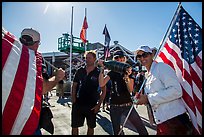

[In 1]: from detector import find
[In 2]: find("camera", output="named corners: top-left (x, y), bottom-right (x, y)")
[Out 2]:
top-left (95, 60), bottom-right (132, 74)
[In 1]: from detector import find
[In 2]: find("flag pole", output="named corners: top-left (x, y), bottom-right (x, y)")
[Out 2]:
top-left (118, 2), bottom-right (182, 135)
top-left (104, 24), bottom-right (106, 61)
top-left (43, 57), bottom-right (58, 70)
top-left (84, 8), bottom-right (87, 52)
top-left (69, 6), bottom-right (74, 83)
top-left (154, 2), bottom-right (182, 60)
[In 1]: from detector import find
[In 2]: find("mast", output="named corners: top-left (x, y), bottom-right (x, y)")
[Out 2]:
top-left (84, 8), bottom-right (87, 52)
top-left (69, 6), bottom-right (74, 82)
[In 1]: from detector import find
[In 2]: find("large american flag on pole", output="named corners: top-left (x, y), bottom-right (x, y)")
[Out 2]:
top-left (2, 28), bottom-right (43, 135)
top-left (155, 6), bottom-right (202, 134)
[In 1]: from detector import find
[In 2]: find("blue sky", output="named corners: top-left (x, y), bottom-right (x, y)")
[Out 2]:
top-left (2, 2), bottom-right (202, 53)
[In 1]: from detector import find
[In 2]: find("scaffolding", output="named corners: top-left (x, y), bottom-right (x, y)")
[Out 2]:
top-left (58, 33), bottom-right (87, 54)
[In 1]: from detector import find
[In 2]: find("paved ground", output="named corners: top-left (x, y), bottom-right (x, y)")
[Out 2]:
top-left (41, 89), bottom-right (156, 135)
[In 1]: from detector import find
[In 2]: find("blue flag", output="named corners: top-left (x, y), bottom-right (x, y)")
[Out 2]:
top-left (103, 25), bottom-right (111, 59)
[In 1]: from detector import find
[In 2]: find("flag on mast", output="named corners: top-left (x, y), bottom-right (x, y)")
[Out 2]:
top-left (103, 24), bottom-right (111, 59)
top-left (155, 5), bottom-right (202, 135)
top-left (80, 16), bottom-right (88, 43)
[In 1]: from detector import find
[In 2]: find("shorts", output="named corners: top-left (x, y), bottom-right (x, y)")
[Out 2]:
top-left (71, 103), bottom-right (96, 128)
top-left (157, 113), bottom-right (193, 135)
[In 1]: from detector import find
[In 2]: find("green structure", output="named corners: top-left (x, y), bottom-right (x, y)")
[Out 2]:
top-left (58, 33), bottom-right (87, 53)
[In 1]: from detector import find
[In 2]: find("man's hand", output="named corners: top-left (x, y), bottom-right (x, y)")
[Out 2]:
top-left (55, 68), bottom-right (65, 81)
top-left (125, 67), bottom-right (132, 76)
top-left (91, 104), bottom-right (101, 113)
top-left (123, 67), bottom-right (132, 82)
top-left (136, 94), bottom-right (148, 105)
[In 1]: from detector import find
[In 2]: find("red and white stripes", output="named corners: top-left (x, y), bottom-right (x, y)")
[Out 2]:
top-left (156, 38), bottom-right (202, 134)
top-left (2, 29), bottom-right (43, 135)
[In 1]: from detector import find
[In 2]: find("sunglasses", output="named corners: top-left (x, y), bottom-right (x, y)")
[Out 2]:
top-left (114, 55), bottom-right (124, 59)
top-left (136, 52), bottom-right (150, 59)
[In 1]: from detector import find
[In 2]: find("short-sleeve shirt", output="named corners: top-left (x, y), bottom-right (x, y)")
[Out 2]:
top-left (108, 71), bottom-right (132, 105)
top-left (73, 66), bottom-right (100, 107)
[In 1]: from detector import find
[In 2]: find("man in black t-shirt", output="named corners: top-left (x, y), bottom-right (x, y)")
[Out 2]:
top-left (98, 50), bottom-right (148, 135)
top-left (71, 50), bottom-right (106, 135)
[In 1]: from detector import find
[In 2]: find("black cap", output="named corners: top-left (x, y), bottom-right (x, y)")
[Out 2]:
top-left (113, 50), bottom-right (125, 57)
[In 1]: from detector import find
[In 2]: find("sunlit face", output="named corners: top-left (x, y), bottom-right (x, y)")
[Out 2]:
top-left (85, 53), bottom-right (96, 66)
top-left (136, 51), bottom-right (153, 69)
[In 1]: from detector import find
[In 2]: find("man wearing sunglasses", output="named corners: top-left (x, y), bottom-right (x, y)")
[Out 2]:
top-left (134, 45), bottom-right (192, 135)
top-left (98, 50), bottom-right (148, 135)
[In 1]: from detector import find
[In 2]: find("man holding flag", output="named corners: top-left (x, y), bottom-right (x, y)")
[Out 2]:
top-left (2, 27), bottom-right (65, 135)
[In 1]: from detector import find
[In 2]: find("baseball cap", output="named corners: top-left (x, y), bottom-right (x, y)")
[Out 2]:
top-left (113, 50), bottom-right (125, 58)
top-left (21, 28), bottom-right (40, 42)
top-left (135, 45), bottom-right (152, 55)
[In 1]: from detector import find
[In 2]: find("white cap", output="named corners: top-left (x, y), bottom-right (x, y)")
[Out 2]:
top-left (21, 28), bottom-right (40, 42)
top-left (135, 45), bottom-right (152, 55)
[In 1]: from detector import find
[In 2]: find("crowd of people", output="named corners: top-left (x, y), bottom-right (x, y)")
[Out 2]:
top-left (2, 27), bottom-right (194, 135)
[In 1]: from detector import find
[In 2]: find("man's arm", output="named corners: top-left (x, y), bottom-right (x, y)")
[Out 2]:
top-left (123, 67), bottom-right (134, 93)
top-left (42, 68), bottom-right (65, 94)
top-left (97, 86), bottom-right (106, 107)
top-left (97, 59), bottom-right (110, 87)
top-left (124, 77), bottom-right (134, 93)
top-left (91, 86), bottom-right (106, 113)
top-left (99, 68), bottom-right (110, 88)
top-left (71, 82), bottom-right (78, 104)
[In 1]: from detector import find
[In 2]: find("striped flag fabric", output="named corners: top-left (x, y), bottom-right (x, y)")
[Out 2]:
top-left (80, 16), bottom-right (88, 43)
top-left (155, 6), bottom-right (202, 135)
top-left (103, 24), bottom-right (111, 59)
top-left (2, 28), bottom-right (43, 135)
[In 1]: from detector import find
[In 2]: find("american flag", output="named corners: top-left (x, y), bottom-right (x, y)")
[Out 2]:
top-left (155, 6), bottom-right (202, 134)
top-left (80, 16), bottom-right (88, 43)
top-left (103, 24), bottom-right (111, 60)
top-left (2, 28), bottom-right (43, 135)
